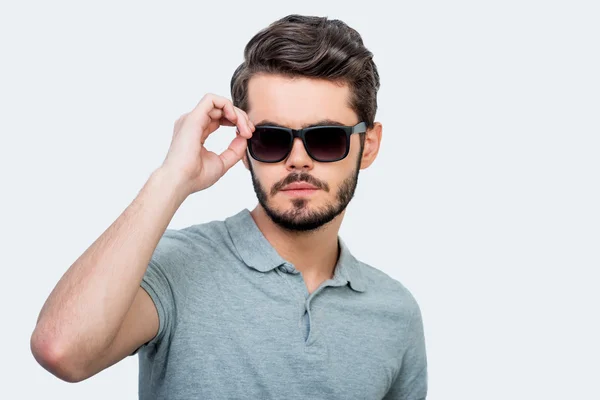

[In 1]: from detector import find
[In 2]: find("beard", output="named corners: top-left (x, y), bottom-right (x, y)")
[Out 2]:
top-left (247, 152), bottom-right (363, 233)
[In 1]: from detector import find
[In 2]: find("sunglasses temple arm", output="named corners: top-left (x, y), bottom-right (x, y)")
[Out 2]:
top-left (352, 122), bottom-right (367, 133)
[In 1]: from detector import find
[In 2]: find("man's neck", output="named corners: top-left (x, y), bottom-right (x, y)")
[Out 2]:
top-left (249, 205), bottom-right (344, 284)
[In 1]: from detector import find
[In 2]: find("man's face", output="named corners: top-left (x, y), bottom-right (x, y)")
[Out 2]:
top-left (243, 73), bottom-right (368, 232)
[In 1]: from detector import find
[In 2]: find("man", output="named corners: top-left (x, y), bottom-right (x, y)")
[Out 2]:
top-left (31, 14), bottom-right (428, 400)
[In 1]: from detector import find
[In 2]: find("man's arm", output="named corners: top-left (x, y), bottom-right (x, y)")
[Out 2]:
top-left (29, 93), bottom-right (253, 382)
top-left (384, 303), bottom-right (428, 400)
top-left (30, 167), bottom-right (188, 382)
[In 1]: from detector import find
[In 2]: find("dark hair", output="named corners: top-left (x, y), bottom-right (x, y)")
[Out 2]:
top-left (230, 14), bottom-right (380, 134)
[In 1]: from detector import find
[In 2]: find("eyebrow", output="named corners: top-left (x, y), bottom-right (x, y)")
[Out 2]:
top-left (253, 119), bottom-right (349, 129)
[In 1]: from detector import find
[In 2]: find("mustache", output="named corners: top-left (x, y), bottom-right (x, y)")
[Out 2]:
top-left (271, 172), bottom-right (330, 196)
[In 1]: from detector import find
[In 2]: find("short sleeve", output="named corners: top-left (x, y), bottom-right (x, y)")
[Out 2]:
top-left (129, 232), bottom-right (180, 356)
top-left (383, 303), bottom-right (428, 400)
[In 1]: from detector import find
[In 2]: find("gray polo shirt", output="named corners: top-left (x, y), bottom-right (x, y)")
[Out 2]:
top-left (131, 208), bottom-right (427, 399)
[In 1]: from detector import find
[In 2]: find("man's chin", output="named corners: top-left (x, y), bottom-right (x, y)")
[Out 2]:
top-left (268, 215), bottom-right (331, 232)
top-left (261, 201), bottom-right (342, 232)
top-left (266, 201), bottom-right (317, 218)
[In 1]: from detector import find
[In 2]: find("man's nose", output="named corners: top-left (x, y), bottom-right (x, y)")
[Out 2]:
top-left (284, 138), bottom-right (314, 171)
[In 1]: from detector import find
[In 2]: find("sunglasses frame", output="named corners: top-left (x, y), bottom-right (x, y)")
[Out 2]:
top-left (247, 121), bottom-right (367, 163)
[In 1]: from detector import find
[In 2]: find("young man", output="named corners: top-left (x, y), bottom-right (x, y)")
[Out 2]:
top-left (31, 14), bottom-right (428, 400)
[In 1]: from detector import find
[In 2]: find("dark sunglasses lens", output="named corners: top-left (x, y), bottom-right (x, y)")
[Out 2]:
top-left (250, 128), bottom-right (292, 162)
top-left (305, 127), bottom-right (347, 161)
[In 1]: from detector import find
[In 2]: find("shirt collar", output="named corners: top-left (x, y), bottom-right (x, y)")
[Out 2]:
top-left (224, 209), bottom-right (366, 293)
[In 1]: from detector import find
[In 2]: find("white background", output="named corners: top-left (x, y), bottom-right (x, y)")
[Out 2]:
top-left (1, 0), bottom-right (598, 399)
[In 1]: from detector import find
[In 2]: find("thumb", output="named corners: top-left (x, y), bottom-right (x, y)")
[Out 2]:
top-left (218, 135), bottom-right (248, 173)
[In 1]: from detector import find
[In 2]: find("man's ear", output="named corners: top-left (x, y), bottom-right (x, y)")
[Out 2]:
top-left (242, 150), bottom-right (250, 171)
top-left (360, 122), bottom-right (382, 170)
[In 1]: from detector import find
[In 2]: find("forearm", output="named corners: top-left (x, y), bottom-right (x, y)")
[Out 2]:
top-left (31, 167), bottom-right (188, 367)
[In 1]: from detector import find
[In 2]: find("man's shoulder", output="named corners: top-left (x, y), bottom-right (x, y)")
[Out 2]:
top-left (157, 214), bottom-right (233, 254)
top-left (356, 260), bottom-right (421, 311)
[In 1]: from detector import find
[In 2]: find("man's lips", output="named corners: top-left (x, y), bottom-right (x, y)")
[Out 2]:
top-left (281, 182), bottom-right (319, 191)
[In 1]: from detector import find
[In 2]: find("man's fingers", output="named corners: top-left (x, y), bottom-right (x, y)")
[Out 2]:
top-left (185, 94), bottom-right (237, 130)
top-left (219, 135), bottom-right (248, 172)
top-left (207, 109), bottom-right (239, 128)
top-left (219, 118), bottom-right (236, 127)
top-left (207, 108), bottom-right (223, 121)
top-left (183, 94), bottom-right (252, 145)
top-left (232, 107), bottom-right (253, 138)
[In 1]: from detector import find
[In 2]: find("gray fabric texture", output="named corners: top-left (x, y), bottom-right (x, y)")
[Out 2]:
top-left (132, 208), bottom-right (427, 400)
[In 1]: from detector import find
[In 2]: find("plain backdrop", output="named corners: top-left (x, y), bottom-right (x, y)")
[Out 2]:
top-left (1, 0), bottom-right (598, 399)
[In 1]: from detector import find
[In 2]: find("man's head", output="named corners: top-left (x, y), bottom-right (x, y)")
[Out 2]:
top-left (230, 14), bottom-right (382, 232)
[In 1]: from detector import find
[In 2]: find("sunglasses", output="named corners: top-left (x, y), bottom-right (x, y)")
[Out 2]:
top-left (246, 121), bottom-right (367, 163)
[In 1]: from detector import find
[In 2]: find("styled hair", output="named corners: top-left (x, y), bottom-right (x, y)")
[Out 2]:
top-left (230, 14), bottom-right (380, 132)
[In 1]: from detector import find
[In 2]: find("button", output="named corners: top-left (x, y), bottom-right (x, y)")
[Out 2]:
top-left (280, 262), bottom-right (300, 274)
top-left (279, 263), bottom-right (294, 273)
